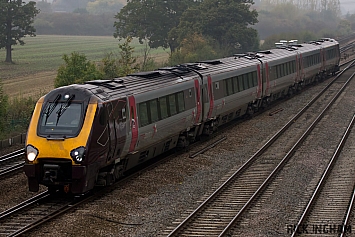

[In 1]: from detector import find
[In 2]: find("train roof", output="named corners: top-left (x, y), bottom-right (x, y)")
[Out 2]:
top-left (68, 67), bottom-right (199, 101)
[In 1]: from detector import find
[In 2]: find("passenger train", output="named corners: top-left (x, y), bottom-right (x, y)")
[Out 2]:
top-left (24, 38), bottom-right (340, 194)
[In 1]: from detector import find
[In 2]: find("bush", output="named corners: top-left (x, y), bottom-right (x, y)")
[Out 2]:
top-left (0, 88), bottom-right (39, 140)
top-left (0, 80), bottom-right (9, 135)
top-left (55, 52), bottom-right (104, 87)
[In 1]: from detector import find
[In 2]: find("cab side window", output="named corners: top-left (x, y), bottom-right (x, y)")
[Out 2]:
top-left (139, 102), bottom-right (149, 127)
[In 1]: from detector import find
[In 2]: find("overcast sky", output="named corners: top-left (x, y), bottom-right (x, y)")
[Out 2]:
top-left (340, 0), bottom-right (355, 14)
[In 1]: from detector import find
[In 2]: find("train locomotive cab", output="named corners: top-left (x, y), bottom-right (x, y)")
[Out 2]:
top-left (24, 86), bottom-right (98, 194)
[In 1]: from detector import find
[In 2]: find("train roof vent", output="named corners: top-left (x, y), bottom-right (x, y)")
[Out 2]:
top-left (234, 52), bottom-right (264, 59)
top-left (257, 50), bottom-right (272, 54)
top-left (275, 43), bottom-right (298, 51)
top-left (321, 38), bottom-right (333, 42)
top-left (280, 40), bottom-right (288, 46)
top-left (85, 79), bottom-right (125, 90)
top-left (128, 71), bottom-right (162, 79)
top-left (275, 42), bottom-right (286, 48)
top-left (196, 59), bottom-right (222, 65)
top-left (158, 66), bottom-right (192, 74)
top-left (309, 41), bottom-right (321, 45)
top-left (182, 63), bottom-right (208, 70)
top-left (289, 40), bottom-right (303, 47)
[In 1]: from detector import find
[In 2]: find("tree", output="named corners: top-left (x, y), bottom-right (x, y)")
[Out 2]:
top-left (113, 0), bottom-right (200, 53)
top-left (174, 0), bottom-right (259, 54)
top-left (54, 52), bottom-right (103, 88)
top-left (169, 33), bottom-right (218, 65)
top-left (99, 37), bottom-right (140, 78)
top-left (0, 0), bottom-right (40, 63)
top-left (117, 37), bottom-right (140, 76)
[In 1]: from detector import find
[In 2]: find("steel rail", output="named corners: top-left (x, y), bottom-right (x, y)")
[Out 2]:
top-left (340, 184), bottom-right (355, 237)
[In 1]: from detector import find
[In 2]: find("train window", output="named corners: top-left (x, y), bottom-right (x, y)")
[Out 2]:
top-left (253, 72), bottom-right (258, 86)
top-left (226, 78), bottom-right (233, 96)
top-left (247, 73), bottom-right (252, 87)
top-left (149, 99), bottom-right (159, 123)
top-left (99, 108), bottom-right (107, 126)
top-left (233, 76), bottom-right (239, 92)
top-left (280, 64), bottom-right (284, 77)
top-left (238, 76), bottom-right (244, 91)
top-left (122, 107), bottom-right (126, 120)
top-left (189, 89), bottom-right (192, 97)
top-left (159, 96), bottom-right (169, 119)
top-left (177, 92), bottom-right (185, 113)
top-left (168, 94), bottom-right (177, 116)
top-left (243, 74), bottom-right (249, 89)
top-left (138, 102), bottom-right (149, 127)
top-left (277, 65), bottom-right (281, 78)
top-left (215, 82), bottom-right (220, 90)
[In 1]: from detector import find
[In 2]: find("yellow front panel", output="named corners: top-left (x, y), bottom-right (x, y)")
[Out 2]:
top-left (26, 100), bottom-right (98, 165)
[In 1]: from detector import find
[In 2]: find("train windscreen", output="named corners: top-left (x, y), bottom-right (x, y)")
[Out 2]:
top-left (38, 102), bottom-right (84, 137)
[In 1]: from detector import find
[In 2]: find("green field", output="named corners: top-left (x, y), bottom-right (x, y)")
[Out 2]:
top-left (0, 35), bottom-right (169, 80)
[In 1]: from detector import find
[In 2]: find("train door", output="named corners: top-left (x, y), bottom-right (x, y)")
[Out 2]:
top-left (257, 61), bottom-right (272, 99)
top-left (320, 47), bottom-right (326, 71)
top-left (295, 53), bottom-right (301, 83)
top-left (112, 99), bottom-right (127, 158)
top-left (105, 102), bottom-right (116, 162)
top-left (299, 53), bottom-right (305, 80)
top-left (128, 96), bottom-right (138, 153)
top-left (194, 79), bottom-right (202, 124)
top-left (206, 75), bottom-right (214, 119)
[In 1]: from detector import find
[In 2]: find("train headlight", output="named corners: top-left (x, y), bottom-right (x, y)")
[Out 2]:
top-left (70, 146), bottom-right (85, 164)
top-left (26, 145), bottom-right (38, 162)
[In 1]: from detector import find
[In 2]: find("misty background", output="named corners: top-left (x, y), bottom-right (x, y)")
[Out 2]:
top-left (24, 0), bottom-right (355, 42)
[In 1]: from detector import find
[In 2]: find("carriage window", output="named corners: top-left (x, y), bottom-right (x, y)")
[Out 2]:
top-left (159, 96), bottom-right (168, 119)
top-left (247, 73), bottom-right (253, 87)
top-left (233, 76), bottom-right (239, 93)
top-left (121, 107), bottom-right (126, 121)
top-left (168, 94), bottom-right (177, 116)
top-left (253, 72), bottom-right (258, 86)
top-left (238, 76), bottom-right (244, 91)
top-left (139, 102), bottom-right (149, 127)
top-left (287, 62), bottom-right (291, 75)
top-left (226, 78), bottom-right (233, 96)
top-left (177, 92), bottom-right (185, 113)
top-left (149, 99), bottom-right (159, 123)
top-left (243, 74), bottom-right (249, 89)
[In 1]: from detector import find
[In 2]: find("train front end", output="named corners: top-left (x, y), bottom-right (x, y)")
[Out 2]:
top-left (24, 86), bottom-right (97, 194)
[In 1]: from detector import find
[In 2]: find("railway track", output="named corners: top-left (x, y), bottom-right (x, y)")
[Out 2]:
top-left (0, 149), bottom-right (25, 178)
top-left (164, 61), bottom-right (355, 236)
top-left (0, 191), bottom-right (76, 237)
top-left (288, 99), bottom-right (355, 236)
